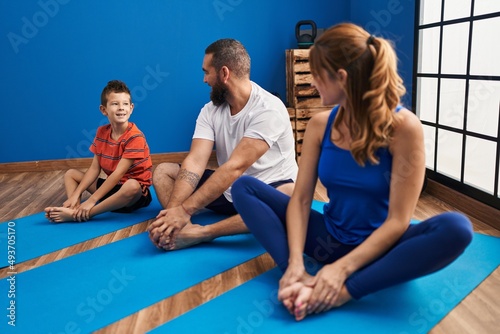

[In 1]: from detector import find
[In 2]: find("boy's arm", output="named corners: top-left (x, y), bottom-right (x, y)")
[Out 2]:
top-left (87, 157), bottom-right (135, 205)
top-left (74, 157), bottom-right (134, 221)
top-left (66, 156), bottom-right (102, 207)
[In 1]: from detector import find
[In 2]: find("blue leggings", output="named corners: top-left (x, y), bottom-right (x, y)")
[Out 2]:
top-left (231, 175), bottom-right (473, 300)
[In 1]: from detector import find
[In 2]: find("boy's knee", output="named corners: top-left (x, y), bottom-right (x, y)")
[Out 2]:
top-left (64, 168), bottom-right (81, 181)
top-left (121, 180), bottom-right (142, 197)
top-left (64, 168), bottom-right (77, 176)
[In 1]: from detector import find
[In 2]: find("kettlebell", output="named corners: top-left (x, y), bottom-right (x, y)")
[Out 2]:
top-left (295, 20), bottom-right (317, 49)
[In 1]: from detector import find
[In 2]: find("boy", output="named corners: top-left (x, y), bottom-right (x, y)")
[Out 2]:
top-left (45, 80), bottom-right (153, 222)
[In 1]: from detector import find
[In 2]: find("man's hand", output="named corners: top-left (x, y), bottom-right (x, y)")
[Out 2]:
top-left (147, 206), bottom-right (191, 249)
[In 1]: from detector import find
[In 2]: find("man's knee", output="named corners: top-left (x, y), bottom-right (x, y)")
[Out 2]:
top-left (276, 182), bottom-right (295, 196)
top-left (153, 163), bottom-right (180, 185)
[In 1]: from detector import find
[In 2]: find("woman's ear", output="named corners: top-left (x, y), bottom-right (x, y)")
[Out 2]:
top-left (337, 69), bottom-right (348, 84)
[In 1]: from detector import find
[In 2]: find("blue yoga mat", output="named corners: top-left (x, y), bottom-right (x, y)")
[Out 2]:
top-left (0, 211), bottom-right (266, 334)
top-left (151, 233), bottom-right (500, 334)
top-left (0, 188), bottom-right (162, 267)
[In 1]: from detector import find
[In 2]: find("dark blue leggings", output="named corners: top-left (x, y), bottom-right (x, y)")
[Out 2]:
top-left (231, 175), bottom-right (474, 300)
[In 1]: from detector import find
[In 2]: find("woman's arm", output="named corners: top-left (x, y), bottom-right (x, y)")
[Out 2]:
top-left (338, 108), bottom-right (425, 275)
top-left (306, 108), bottom-right (426, 310)
top-left (279, 112), bottom-right (330, 292)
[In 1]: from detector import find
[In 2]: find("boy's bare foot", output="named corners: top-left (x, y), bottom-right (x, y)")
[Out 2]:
top-left (44, 207), bottom-right (54, 221)
top-left (161, 222), bottom-right (211, 250)
top-left (45, 207), bottom-right (77, 223)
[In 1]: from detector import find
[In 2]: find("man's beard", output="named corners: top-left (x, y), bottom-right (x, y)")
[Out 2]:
top-left (210, 78), bottom-right (228, 107)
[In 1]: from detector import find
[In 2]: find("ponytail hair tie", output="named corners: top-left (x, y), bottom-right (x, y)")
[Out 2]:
top-left (367, 35), bottom-right (375, 45)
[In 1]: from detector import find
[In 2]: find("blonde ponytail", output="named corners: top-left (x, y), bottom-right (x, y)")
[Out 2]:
top-left (309, 23), bottom-right (406, 166)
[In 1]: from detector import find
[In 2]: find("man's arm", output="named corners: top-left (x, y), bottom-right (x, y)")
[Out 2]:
top-left (148, 138), bottom-right (214, 246)
top-left (182, 136), bottom-right (270, 214)
top-left (148, 136), bottom-right (270, 248)
top-left (166, 138), bottom-right (214, 209)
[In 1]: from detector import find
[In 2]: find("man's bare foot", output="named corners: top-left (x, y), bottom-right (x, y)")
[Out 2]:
top-left (45, 207), bottom-right (77, 223)
top-left (161, 222), bottom-right (211, 250)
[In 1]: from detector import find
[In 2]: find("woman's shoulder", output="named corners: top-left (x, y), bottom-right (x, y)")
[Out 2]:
top-left (303, 108), bottom-right (335, 145)
top-left (395, 107), bottom-right (422, 132)
top-left (307, 109), bottom-right (333, 132)
top-left (310, 108), bottom-right (335, 124)
top-left (391, 107), bottom-right (424, 147)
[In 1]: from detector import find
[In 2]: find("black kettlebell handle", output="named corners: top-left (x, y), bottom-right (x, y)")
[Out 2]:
top-left (295, 20), bottom-right (317, 40)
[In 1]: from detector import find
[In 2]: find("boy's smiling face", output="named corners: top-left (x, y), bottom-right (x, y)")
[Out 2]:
top-left (100, 92), bottom-right (134, 125)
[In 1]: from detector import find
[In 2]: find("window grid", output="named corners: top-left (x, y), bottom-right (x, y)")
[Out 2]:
top-left (413, 0), bottom-right (500, 209)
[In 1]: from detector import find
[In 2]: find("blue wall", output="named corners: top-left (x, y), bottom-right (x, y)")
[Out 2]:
top-left (0, 0), bottom-right (415, 164)
top-left (349, 0), bottom-right (416, 106)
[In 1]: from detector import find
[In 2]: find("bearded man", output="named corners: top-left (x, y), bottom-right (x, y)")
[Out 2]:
top-left (148, 39), bottom-right (298, 251)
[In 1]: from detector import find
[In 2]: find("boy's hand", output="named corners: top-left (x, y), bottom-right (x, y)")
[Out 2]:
top-left (63, 194), bottom-right (81, 209)
top-left (74, 199), bottom-right (97, 222)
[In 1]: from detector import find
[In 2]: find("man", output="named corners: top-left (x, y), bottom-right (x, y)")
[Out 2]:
top-left (148, 38), bottom-right (297, 250)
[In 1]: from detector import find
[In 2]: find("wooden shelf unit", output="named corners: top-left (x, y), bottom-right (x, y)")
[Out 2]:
top-left (286, 49), bottom-right (332, 158)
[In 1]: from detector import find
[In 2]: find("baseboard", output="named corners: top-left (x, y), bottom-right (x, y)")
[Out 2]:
top-left (425, 179), bottom-right (500, 231)
top-left (0, 152), bottom-right (217, 173)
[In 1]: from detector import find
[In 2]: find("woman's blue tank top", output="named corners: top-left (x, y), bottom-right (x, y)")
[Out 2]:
top-left (318, 105), bottom-right (401, 244)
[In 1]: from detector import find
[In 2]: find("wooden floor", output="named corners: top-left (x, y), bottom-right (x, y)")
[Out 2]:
top-left (0, 169), bottom-right (499, 333)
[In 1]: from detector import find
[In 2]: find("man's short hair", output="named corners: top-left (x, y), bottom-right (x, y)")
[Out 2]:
top-left (205, 39), bottom-right (251, 79)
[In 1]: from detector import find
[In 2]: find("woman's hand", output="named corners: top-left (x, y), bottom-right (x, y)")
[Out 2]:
top-left (305, 262), bottom-right (349, 314)
top-left (278, 262), bottom-right (310, 316)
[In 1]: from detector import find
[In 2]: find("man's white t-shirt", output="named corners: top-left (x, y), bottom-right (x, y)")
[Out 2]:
top-left (193, 81), bottom-right (298, 202)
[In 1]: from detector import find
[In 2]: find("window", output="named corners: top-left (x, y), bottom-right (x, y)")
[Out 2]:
top-left (413, 0), bottom-right (500, 208)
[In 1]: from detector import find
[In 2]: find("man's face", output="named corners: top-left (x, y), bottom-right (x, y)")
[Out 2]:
top-left (202, 54), bottom-right (228, 106)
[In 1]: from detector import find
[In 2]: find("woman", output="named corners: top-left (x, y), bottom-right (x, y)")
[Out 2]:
top-left (231, 23), bottom-right (473, 321)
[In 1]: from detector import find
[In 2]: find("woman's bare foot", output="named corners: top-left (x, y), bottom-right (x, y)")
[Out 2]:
top-left (280, 281), bottom-right (352, 321)
top-left (279, 282), bottom-right (313, 321)
top-left (44, 207), bottom-right (77, 223)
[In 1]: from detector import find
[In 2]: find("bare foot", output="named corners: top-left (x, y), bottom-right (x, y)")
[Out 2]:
top-left (334, 285), bottom-right (352, 308)
top-left (280, 281), bottom-right (352, 321)
top-left (162, 222), bottom-right (210, 250)
top-left (44, 207), bottom-right (55, 221)
top-left (45, 207), bottom-right (77, 223)
top-left (280, 282), bottom-right (313, 321)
